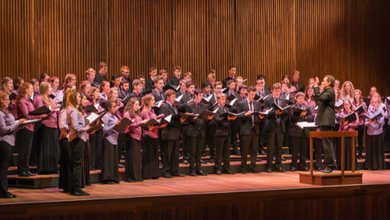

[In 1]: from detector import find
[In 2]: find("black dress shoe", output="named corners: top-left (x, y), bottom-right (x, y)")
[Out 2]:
top-left (114, 180), bottom-right (120, 184)
top-left (28, 171), bottom-right (36, 176)
top-left (61, 189), bottom-right (70, 193)
top-left (196, 170), bottom-right (208, 176)
top-left (300, 167), bottom-right (309, 171)
top-left (190, 172), bottom-right (197, 177)
top-left (6, 192), bottom-right (17, 198)
top-left (183, 160), bottom-right (189, 164)
top-left (248, 167), bottom-right (260, 173)
top-left (281, 157), bottom-right (286, 161)
top-left (216, 170), bottom-right (222, 175)
top-left (224, 169), bottom-right (235, 174)
top-left (291, 166), bottom-right (298, 172)
top-left (266, 168), bottom-right (272, 173)
top-left (201, 160), bottom-right (207, 164)
top-left (276, 166), bottom-right (285, 172)
top-left (322, 167), bottom-right (333, 173)
top-left (256, 158), bottom-right (262, 162)
top-left (209, 158), bottom-right (215, 163)
top-left (73, 190), bottom-right (90, 196)
top-left (102, 181), bottom-right (115, 184)
top-left (241, 169), bottom-right (247, 174)
top-left (173, 173), bottom-right (185, 177)
top-left (163, 174), bottom-right (173, 178)
top-left (18, 172), bottom-right (29, 177)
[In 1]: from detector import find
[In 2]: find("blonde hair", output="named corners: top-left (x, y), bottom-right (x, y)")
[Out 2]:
top-left (124, 98), bottom-right (141, 118)
top-left (341, 81), bottom-right (355, 99)
top-left (39, 82), bottom-right (55, 107)
top-left (353, 89), bottom-right (363, 105)
top-left (141, 94), bottom-right (154, 110)
top-left (0, 92), bottom-right (9, 115)
top-left (67, 90), bottom-right (83, 116)
top-left (108, 87), bottom-right (121, 106)
top-left (1, 77), bottom-right (13, 93)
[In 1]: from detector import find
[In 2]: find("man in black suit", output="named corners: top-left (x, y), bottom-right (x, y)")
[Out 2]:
top-left (213, 93), bottom-right (237, 175)
top-left (257, 74), bottom-right (271, 93)
top-left (288, 92), bottom-right (314, 171)
top-left (93, 62), bottom-right (108, 86)
top-left (150, 76), bottom-right (166, 115)
top-left (186, 89), bottom-right (214, 176)
top-left (291, 70), bottom-right (305, 93)
top-left (159, 69), bottom-right (169, 87)
top-left (264, 83), bottom-right (289, 173)
top-left (145, 67), bottom-right (157, 90)
top-left (313, 75), bottom-right (337, 173)
top-left (222, 66), bottom-right (236, 88)
top-left (168, 66), bottom-right (182, 87)
top-left (201, 81), bottom-right (213, 157)
top-left (120, 65), bottom-right (133, 93)
top-left (160, 89), bottom-right (186, 178)
top-left (206, 81), bottom-right (222, 163)
top-left (237, 86), bottom-right (263, 173)
top-left (128, 79), bottom-right (144, 103)
top-left (177, 81), bottom-right (195, 164)
top-left (256, 78), bottom-right (270, 155)
top-left (224, 80), bottom-right (240, 155)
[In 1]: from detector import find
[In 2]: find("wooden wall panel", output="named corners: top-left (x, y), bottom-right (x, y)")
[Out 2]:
top-left (0, 0), bottom-right (389, 95)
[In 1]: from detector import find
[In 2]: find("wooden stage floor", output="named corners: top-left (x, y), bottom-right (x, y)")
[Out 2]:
top-left (1, 170), bottom-right (390, 220)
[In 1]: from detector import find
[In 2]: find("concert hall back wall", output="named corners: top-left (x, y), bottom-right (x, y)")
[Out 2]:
top-left (1, 0), bottom-right (389, 95)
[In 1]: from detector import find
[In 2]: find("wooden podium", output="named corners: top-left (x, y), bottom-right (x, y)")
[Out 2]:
top-left (299, 131), bottom-right (363, 185)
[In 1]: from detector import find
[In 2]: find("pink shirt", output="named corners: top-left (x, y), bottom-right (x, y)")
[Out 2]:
top-left (123, 112), bottom-right (143, 140)
top-left (141, 109), bottom-right (159, 139)
top-left (352, 101), bottom-right (367, 126)
top-left (17, 97), bottom-right (41, 131)
top-left (339, 110), bottom-right (359, 131)
top-left (303, 99), bottom-right (316, 108)
top-left (35, 96), bottom-right (58, 128)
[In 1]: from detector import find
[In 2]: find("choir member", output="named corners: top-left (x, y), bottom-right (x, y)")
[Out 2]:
top-left (39, 73), bottom-right (50, 84)
top-left (141, 94), bottom-right (167, 179)
top-left (224, 80), bottom-right (236, 97)
top-left (289, 92), bottom-right (314, 171)
top-left (58, 89), bottom-right (70, 192)
top-left (222, 66), bottom-right (236, 88)
top-left (86, 87), bottom-right (104, 170)
top-left (49, 76), bottom-right (62, 108)
top-left (93, 62), bottom-right (108, 86)
top-left (256, 74), bottom-right (271, 94)
top-left (176, 79), bottom-right (187, 97)
top-left (123, 98), bottom-right (147, 182)
top-left (340, 81), bottom-right (355, 102)
top-left (214, 93), bottom-right (237, 175)
top-left (202, 81), bottom-right (213, 98)
top-left (160, 89), bottom-right (186, 178)
top-left (78, 93), bottom-right (91, 187)
top-left (168, 66), bottom-right (182, 87)
top-left (255, 77), bottom-right (270, 156)
top-left (365, 97), bottom-right (385, 170)
top-left (151, 76), bottom-right (166, 103)
top-left (145, 67), bottom-right (157, 90)
top-left (307, 78), bottom-right (316, 88)
top-left (224, 80), bottom-right (240, 155)
top-left (35, 82), bottom-right (59, 174)
top-left (369, 86), bottom-right (377, 99)
top-left (63, 74), bottom-right (77, 89)
top-left (352, 89), bottom-right (367, 159)
top-left (338, 99), bottom-right (359, 170)
top-left (334, 79), bottom-right (340, 90)
top-left (201, 81), bottom-right (213, 157)
top-left (111, 75), bottom-right (121, 91)
top-left (207, 81), bottom-right (222, 163)
top-left (184, 72), bottom-right (196, 88)
top-left (1, 77), bottom-right (16, 117)
top-left (79, 81), bottom-right (91, 96)
top-left (30, 79), bottom-right (40, 106)
top-left (234, 76), bottom-right (244, 94)
top-left (120, 66), bottom-right (133, 93)
top-left (119, 80), bottom-right (130, 101)
top-left (159, 69), bottom-right (168, 86)
top-left (101, 101), bottom-right (122, 184)
top-left (129, 79), bottom-right (144, 103)
top-left (86, 68), bottom-right (96, 84)
top-left (29, 79), bottom-right (41, 166)
top-left (15, 83), bottom-right (47, 176)
top-left (66, 90), bottom-right (90, 196)
top-left (291, 70), bottom-right (305, 93)
top-left (304, 85), bottom-right (316, 108)
top-left (237, 86), bottom-right (263, 173)
top-left (235, 84), bottom-right (247, 102)
top-left (186, 88), bottom-right (213, 176)
top-left (13, 77), bottom-right (24, 94)
top-left (137, 74), bottom-right (146, 86)
top-left (99, 81), bottom-right (110, 101)
top-left (0, 92), bottom-right (25, 198)
top-left (281, 75), bottom-right (297, 94)
top-left (264, 83), bottom-right (289, 173)
top-left (313, 76), bottom-right (338, 173)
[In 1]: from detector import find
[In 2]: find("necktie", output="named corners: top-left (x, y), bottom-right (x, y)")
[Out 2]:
top-left (196, 103), bottom-right (200, 108)
top-left (249, 101), bottom-right (254, 126)
top-left (173, 104), bottom-right (178, 114)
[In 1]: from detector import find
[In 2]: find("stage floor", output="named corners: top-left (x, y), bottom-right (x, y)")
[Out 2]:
top-left (1, 170), bottom-right (389, 206)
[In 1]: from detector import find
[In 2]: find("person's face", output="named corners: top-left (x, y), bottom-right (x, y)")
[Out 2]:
top-left (204, 85), bottom-right (211, 94)
top-left (214, 85), bottom-right (222, 94)
top-left (94, 89), bottom-right (100, 100)
top-left (76, 93), bottom-right (81, 105)
top-left (44, 76), bottom-right (50, 82)
top-left (1, 97), bottom-right (10, 108)
top-left (109, 103), bottom-right (117, 114)
top-left (113, 78), bottom-right (121, 87)
top-left (370, 87), bottom-right (377, 96)
top-left (256, 79), bottom-right (265, 91)
top-left (167, 94), bottom-right (176, 103)
top-left (87, 72), bottom-right (96, 82)
top-left (273, 88), bottom-right (281, 98)
top-left (296, 96), bottom-right (304, 105)
top-left (174, 69), bottom-right (181, 78)
top-left (293, 74), bottom-right (299, 82)
top-left (121, 69), bottom-right (129, 78)
top-left (27, 85), bottom-right (34, 97)
top-left (283, 78), bottom-right (290, 84)
top-left (161, 73), bottom-right (168, 81)
top-left (103, 83), bottom-right (110, 93)
top-left (100, 67), bottom-right (108, 75)
top-left (47, 84), bottom-right (52, 95)
top-left (372, 99), bottom-right (378, 109)
top-left (150, 96), bottom-right (155, 107)
top-left (135, 84), bottom-right (143, 93)
top-left (308, 88), bottom-right (314, 97)
top-left (228, 83), bottom-right (236, 91)
top-left (51, 79), bottom-right (59, 90)
top-left (81, 95), bottom-right (87, 107)
top-left (33, 82), bottom-right (39, 93)
top-left (321, 77), bottom-right (331, 89)
top-left (180, 83), bottom-right (186, 91)
top-left (344, 100), bottom-right (351, 111)
top-left (6, 80), bottom-right (13, 91)
top-left (281, 84), bottom-right (288, 92)
top-left (236, 79), bottom-right (243, 88)
top-left (195, 92), bottom-right (204, 102)
top-left (354, 91), bottom-right (361, 100)
top-left (187, 85), bottom-right (195, 95)
top-left (218, 96), bottom-right (226, 106)
top-left (150, 70), bottom-right (157, 78)
top-left (210, 80), bottom-right (215, 87)
top-left (345, 83), bottom-right (351, 92)
top-left (139, 78), bottom-right (145, 85)
top-left (121, 83), bottom-right (129, 92)
top-left (84, 84), bottom-right (91, 95)
top-left (309, 79), bottom-right (315, 87)
top-left (70, 77), bottom-right (77, 85)
top-left (111, 90), bottom-right (118, 101)
top-left (247, 91), bottom-right (255, 101)
top-left (155, 80), bottom-right (164, 91)
top-left (133, 101), bottom-right (139, 111)
top-left (228, 68), bottom-right (236, 77)
top-left (334, 80), bottom-right (340, 89)
top-left (185, 76), bottom-right (192, 82)
top-left (240, 88), bottom-right (247, 96)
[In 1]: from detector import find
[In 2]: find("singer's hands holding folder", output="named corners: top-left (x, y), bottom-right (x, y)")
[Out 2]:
top-left (147, 125), bottom-right (154, 131)
top-left (207, 115), bottom-right (214, 120)
top-left (180, 117), bottom-right (186, 123)
top-left (369, 119), bottom-right (376, 124)
top-left (228, 115), bottom-right (237, 121)
top-left (276, 110), bottom-right (283, 115)
top-left (17, 119), bottom-right (26, 125)
top-left (258, 115), bottom-right (264, 119)
top-left (300, 111), bottom-right (307, 117)
top-left (245, 111), bottom-right (252, 117)
top-left (342, 120), bottom-right (349, 126)
top-left (160, 123), bottom-right (168, 128)
top-left (40, 114), bottom-right (48, 118)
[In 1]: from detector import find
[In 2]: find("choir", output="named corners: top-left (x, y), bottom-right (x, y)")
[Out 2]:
top-left (0, 63), bottom-right (388, 199)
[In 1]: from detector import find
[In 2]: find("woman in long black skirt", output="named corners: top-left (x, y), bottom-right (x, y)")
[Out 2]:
top-left (141, 94), bottom-right (167, 179)
top-left (123, 98), bottom-right (147, 182)
top-left (79, 93), bottom-right (91, 187)
top-left (35, 82), bottom-right (59, 174)
top-left (67, 90), bottom-right (90, 196)
top-left (0, 92), bottom-right (24, 198)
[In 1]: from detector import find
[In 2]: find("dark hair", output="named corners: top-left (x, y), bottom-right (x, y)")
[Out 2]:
top-left (111, 75), bottom-right (120, 81)
top-left (105, 100), bottom-right (115, 111)
top-left (325, 75), bottom-right (335, 88)
top-left (228, 66), bottom-right (235, 70)
top-left (185, 81), bottom-right (195, 88)
top-left (137, 75), bottom-right (145, 80)
top-left (239, 84), bottom-right (248, 91)
top-left (247, 86), bottom-right (256, 93)
top-left (78, 93), bottom-right (87, 113)
top-left (14, 77), bottom-right (24, 91)
top-left (257, 74), bottom-right (266, 80)
top-left (40, 73), bottom-right (49, 83)
top-left (194, 89), bottom-right (203, 96)
top-left (282, 75), bottom-right (290, 81)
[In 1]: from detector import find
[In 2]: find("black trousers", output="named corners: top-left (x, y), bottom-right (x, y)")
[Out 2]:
top-left (188, 131), bottom-right (204, 172)
top-left (365, 133), bottom-right (384, 170)
top-left (258, 120), bottom-right (267, 153)
top-left (68, 138), bottom-right (85, 194)
top-left (290, 133), bottom-right (309, 168)
top-left (320, 126), bottom-right (337, 169)
top-left (357, 125), bottom-right (364, 156)
top-left (59, 138), bottom-right (70, 191)
top-left (230, 121), bottom-right (239, 152)
top-left (89, 129), bottom-right (103, 170)
top-left (208, 125), bottom-right (216, 159)
top-left (314, 138), bottom-right (324, 170)
top-left (240, 128), bottom-right (259, 169)
top-left (16, 128), bottom-right (33, 174)
top-left (117, 133), bottom-right (125, 160)
top-left (0, 141), bottom-right (12, 198)
top-left (215, 135), bottom-right (231, 171)
top-left (266, 124), bottom-right (284, 167)
top-left (181, 125), bottom-right (189, 160)
top-left (162, 139), bottom-right (180, 176)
